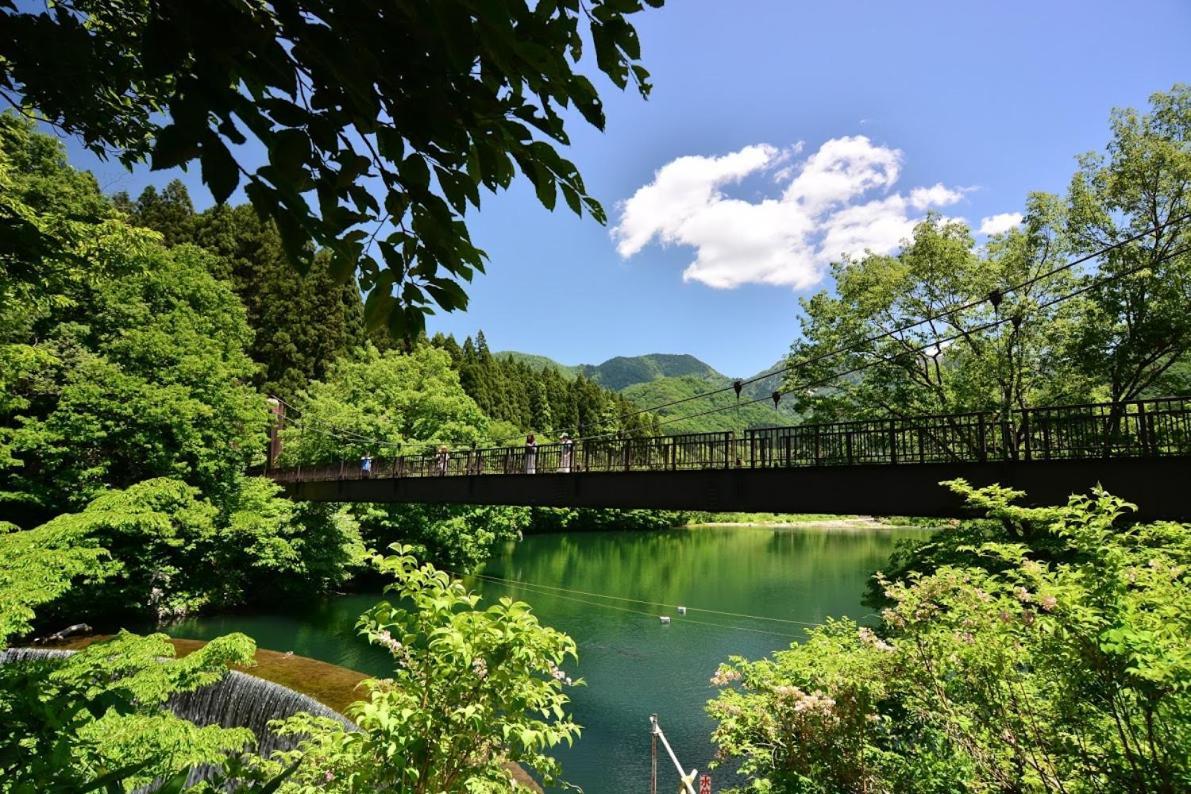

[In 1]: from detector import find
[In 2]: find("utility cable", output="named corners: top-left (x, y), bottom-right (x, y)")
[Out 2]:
top-left (272, 222), bottom-right (1189, 455)
top-left (644, 240), bottom-right (1191, 431)
top-left (278, 411), bottom-right (404, 451)
top-left (461, 570), bottom-right (826, 627)
top-left (450, 572), bottom-right (806, 639)
top-left (611, 213), bottom-right (1191, 422)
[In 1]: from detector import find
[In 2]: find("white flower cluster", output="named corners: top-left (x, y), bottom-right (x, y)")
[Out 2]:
top-left (375, 628), bottom-right (412, 665)
top-left (773, 685), bottom-right (836, 716)
top-left (857, 626), bottom-right (894, 652)
top-left (709, 667), bottom-right (742, 687)
top-left (547, 661), bottom-right (573, 686)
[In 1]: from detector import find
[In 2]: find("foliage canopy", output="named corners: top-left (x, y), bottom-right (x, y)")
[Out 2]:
top-left (708, 481), bottom-right (1191, 793)
top-left (262, 548), bottom-right (582, 792)
top-left (0, 0), bottom-right (664, 335)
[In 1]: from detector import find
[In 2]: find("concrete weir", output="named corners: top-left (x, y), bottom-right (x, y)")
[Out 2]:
top-left (0, 647), bottom-right (352, 787)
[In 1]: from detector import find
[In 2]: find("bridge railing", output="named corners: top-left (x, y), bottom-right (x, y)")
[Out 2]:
top-left (268, 395), bottom-right (1191, 483)
top-left (744, 396), bottom-right (1191, 468)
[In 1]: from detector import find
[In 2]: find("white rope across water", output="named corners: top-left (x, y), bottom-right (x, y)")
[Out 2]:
top-left (447, 569), bottom-right (889, 640)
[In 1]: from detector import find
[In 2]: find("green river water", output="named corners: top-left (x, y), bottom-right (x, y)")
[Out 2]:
top-left (168, 523), bottom-right (926, 792)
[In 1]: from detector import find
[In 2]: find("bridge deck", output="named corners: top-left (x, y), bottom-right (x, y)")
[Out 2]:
top-left (271, 396), bottom-right (1191, 519)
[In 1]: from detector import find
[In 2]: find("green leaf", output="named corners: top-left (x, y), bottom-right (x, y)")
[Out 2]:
top-left (151, 124), bottom-right (200, 171)
top-left (269, 128), bottom-right (311, 176)
top-left (257, 759), bottom-right (303, 793)
top-left (201, 137), bottom-right (240, 204)
top-left (77, 760), bottom-right (156, 792)
top-left (399, 154), bottom-right (431, 194)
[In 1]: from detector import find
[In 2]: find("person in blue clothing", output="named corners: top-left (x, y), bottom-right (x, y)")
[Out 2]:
top-left (361, 452), bottom-right (373, 477)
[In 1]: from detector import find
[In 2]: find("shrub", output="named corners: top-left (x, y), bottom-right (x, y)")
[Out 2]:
top-left (708, 482), bottom-right (1191, 793)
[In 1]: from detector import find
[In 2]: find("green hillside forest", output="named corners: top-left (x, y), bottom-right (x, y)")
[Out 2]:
top-left (485, 350), bottom-right (799, 433)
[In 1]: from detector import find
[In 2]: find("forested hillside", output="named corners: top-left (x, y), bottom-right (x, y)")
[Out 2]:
top-left (492, 351), bottom-right (580, 379)
top-left (482, 350), bottom-right (800, 432)
top-left (115, 179), bottom-right (660, 444)
top-left (578, 352), bottom-right (720, 390)
top-left (621, 376), bottom-right (795, 434)
top-left (115, 184), bottom-right (370, 401)
top-left (429, 333), bottom-right (658, 440)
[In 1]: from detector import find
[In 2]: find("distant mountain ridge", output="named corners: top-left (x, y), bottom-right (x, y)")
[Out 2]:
top-left (493, 350), bottom-right (797, 432)
top-left (495, 350), bottom-right (772, 389)
top-left (577, 353), bottom-right (722, 390)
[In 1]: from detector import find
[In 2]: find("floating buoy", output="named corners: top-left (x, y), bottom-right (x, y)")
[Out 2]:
top-left (659, 616), bottom-right (671, 625)
top-left (677, 606), bottom-right (687, 615)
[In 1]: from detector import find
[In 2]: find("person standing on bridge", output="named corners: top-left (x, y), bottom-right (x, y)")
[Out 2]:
top-left (524, 434), bottom-right (537, 474)
top-left (436, 445), bottom-right (450, 476)
top-left (558, 433), bottom-right (574, 473)
top-left (360, 452), bottom-right (372, 478)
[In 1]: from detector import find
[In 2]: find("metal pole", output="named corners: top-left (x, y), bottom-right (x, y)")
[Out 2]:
top-left (650, 714), bottom-right (697, 794)
top-left (651, 714), bottom-right (658, 794)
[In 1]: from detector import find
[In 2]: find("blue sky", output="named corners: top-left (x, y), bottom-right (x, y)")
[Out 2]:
top-left (60, 0), bottom-right (1190, 377)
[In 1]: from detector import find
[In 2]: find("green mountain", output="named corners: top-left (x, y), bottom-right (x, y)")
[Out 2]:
top-left (577, 353), bottom-right (721, 390)
top-left (492, 350), bottom-right (798, 434)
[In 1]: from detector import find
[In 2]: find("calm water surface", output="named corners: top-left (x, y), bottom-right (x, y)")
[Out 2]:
top-left (170, 524), bottom-right (924, 792)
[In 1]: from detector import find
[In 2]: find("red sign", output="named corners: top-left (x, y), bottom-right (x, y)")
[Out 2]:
top-left (699, 773), bottom-right (712, 794)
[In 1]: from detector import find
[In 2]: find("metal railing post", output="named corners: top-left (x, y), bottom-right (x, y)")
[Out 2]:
top-left (1136, 402), bottom-right (1149, 456)
top-left (1041, 412), bottom-right (1052, 460)
top-left (889, 419), bottom-right (898, 465)
top-left (977, 414), bottom-right (987, 463)
top-left (1022, 410), bottom-right (1032, 462)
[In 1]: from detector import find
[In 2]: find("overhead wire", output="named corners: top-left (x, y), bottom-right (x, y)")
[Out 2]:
top-left (273, 396), bottom-right (408, 450)
top-left (610, 212), bottom-right (1191, 423)
top-left (641, 239), bottom-right (1191, 431)
top-left (461, 570), bottom-right (826, 627)
top-left (449, 570), bottom-right (808, 639)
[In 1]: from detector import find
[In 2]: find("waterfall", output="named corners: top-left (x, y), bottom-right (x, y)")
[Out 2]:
top-left (2, 646), bottom-right (356, 788)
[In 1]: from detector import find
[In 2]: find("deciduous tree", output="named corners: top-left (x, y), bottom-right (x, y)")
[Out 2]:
top-left (0, 0), bottom-right (665, 335)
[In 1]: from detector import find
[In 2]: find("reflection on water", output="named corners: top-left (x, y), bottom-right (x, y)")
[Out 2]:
top-left (170, 524), bottom-right (926, 793)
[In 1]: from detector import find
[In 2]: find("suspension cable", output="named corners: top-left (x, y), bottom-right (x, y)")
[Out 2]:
top-left (643, 240), bottom-right (1191, 430)
top-left (613, 212), bottom-right (1191, 421)
top-left (272, 222), bottom-right (1189, 454)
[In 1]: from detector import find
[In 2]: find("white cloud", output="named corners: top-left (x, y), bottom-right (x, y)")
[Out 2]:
top-left (978, 212), bottom-right (1023, 236)
top-left (612, 136), bottom-right (966, 290)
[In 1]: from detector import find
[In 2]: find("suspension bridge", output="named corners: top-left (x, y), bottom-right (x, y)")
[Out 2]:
top-left (268, 396), bottom-right (1191, 519)
top-left (267, 219), bottom-right (1191, 519)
